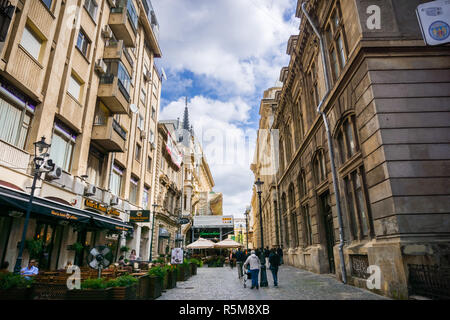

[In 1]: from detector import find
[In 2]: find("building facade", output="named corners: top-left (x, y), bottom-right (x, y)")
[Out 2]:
top-left (0, 0), bottom-right (163, 270)
top-left (251, 0), bottom-right (450, 299)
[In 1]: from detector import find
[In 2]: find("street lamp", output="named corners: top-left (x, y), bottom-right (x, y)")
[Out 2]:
top-left (149, 203), bottom-right (159, 262)
top-left (244, 207), bottom-right (250, 251)
top-left (254, 177), bottom-right (268, 287)
top-left (14, 137), bottom-right (52, 274)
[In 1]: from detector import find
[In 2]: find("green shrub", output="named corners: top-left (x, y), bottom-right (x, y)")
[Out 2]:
top-left (106, 275), bottom-right (138, 288)
top-left (148, 266), bottom-right (167, 280)
top-left (81, 278), bottom-right (107, 290)
top-left (120, 246), bottom-right (130, 253)
top-left (188, 258), bottom-right (202, 267)
top-left (0, 273), bottom-right (32, 290)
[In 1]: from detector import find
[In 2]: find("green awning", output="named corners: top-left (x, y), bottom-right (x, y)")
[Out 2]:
top-left (0, 185), bottom-right (133, 233)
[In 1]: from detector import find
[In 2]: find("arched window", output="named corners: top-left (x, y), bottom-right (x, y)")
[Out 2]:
top-left (313, 149), bottom-right (327, 185)
top-left (336, 115), bottom-right (359, 165)
top-left (279, 137), bottom-right (285, 173)
top-left (285, 126), bottom-right (293, 163)
top-left (281, 193), bottom-right (287, 214)
top-left (288, 184), bottom-right (296, 209)
top-left (298, 169), bottom-right (307, 199)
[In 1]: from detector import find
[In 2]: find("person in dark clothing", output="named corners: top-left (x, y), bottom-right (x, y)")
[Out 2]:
top-left (277, 247), bottom-right (284, 264)
top-left (269, 249), bottom-right (281, 286)
top-left (235, 249), bottom-right (245, 278)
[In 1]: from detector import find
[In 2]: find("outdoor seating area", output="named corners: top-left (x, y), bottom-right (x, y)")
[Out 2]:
top-left (0, 259), bottom-right (202, 300)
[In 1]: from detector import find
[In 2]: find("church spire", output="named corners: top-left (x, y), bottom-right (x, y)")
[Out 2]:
top-left (183, 96), bottom-right (190, 131)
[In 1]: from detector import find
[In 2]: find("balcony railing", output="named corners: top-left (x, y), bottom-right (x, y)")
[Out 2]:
top-left (98, 74), bottom-right (130, 114)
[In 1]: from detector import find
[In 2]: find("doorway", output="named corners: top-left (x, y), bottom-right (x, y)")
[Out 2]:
top-left (320, 192), bottom-right (335, 274)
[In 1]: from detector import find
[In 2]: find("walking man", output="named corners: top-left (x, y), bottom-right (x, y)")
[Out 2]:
top-left (236, 249), bottom-right (245, 279)
top-left (269, 249), bottom-right (281, 287)
top-left (243, 250), bottom-right (261, 289)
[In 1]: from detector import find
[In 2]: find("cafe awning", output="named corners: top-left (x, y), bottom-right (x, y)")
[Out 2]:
top-left (0, 185), bottom-right (133, 233)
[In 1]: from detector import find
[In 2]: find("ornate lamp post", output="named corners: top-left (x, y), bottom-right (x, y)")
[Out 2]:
top-left (149, 203), bottom-right (159, 262)
top-left (255, 178), bottom-right (268, 287)
top-left (244, 207), bottom-right (250, 251)
top-left (14, 137), bottom-right (52, 274)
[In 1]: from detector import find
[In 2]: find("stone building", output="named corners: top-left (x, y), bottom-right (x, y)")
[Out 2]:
top-left (251, 0), bottom-right (450, 299)
top-left (0, 0), bottom-right (163, 270)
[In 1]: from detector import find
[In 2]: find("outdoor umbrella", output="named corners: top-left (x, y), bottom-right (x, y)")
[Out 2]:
top-left (214, 238), bottom-right (244, 249)
top-left (186, 237), bottom-right (216, 249)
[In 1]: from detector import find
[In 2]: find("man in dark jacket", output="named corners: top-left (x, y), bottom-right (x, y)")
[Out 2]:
top-left (235, 249), bottom-right (245, 278)
top-left (277, 246), bottom-right (284, 264)
top-left (269, 249), bottom-right (281, 286)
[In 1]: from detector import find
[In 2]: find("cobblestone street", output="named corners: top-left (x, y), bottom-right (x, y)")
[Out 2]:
top-left (157, 265), bottom-right (388, 300)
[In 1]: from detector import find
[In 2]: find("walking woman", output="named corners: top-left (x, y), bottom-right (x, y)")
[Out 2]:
top-left (243, 250), bottom-right (261, 289)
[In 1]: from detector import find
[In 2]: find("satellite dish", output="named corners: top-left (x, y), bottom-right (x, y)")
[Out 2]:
top-left (87, 245), bottom-right (113, 278)
top-left (130, 103), bottom-right (138, 114)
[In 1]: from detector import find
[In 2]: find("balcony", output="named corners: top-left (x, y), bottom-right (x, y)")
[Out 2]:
top-left (103, 40), bottom-right (134, 77)
top-left (139, 0), bottom-right (162, 57)
top-left (109, 0), bottom-right (138, 47)
top-left (98, 74), bottom-right (130, 114)
top-left (91, 117), bottom-right (127, 152)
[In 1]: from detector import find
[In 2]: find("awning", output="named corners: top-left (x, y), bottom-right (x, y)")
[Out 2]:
top-left (0, 185), bottom-right (133, 233)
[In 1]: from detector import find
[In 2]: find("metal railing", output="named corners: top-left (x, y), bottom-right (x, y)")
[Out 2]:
top-left (408, 264), bottom-right (450, 299)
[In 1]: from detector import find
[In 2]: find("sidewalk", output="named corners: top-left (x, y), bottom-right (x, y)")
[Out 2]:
top-left (157, 265), bottom-right (388, 300)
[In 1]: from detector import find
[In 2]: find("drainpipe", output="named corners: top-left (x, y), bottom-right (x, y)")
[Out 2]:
top-left (302, 1), bottom-right (347, 284)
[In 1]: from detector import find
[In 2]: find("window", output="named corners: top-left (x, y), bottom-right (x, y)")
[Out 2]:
top-left (142, 185), bottom-right (150, 209)
top-left (285, 126), bottom-right (293, 163)
top-left (336, 116), bottom-right (359, 164)
top-left (76, 29), bottom-right (90, 57)
top-left (0, 96), bottom-right (32, 149)
top-left (135, 143), bottom-right (141, 161)
top-left (313, 150), bottom-right (327, 185)
top-left (126, 0), bottom-right (138, 31)
top-left (149, 130), bottom-right (155, 144)
top-left (86, 147), bottom-right (103, 187)
top-left (68, 74), bottom-right (83, 101)
top-left (303, 205), bottom-right (313, 246)
top-left (147, 156), bottom-right (152, 172)
top-left (281, 193), bottom-right (287, 214)
top-left (118, 62), bottom-right (131, 95)
top-left (308, 62), bottom-right (319, 109)
top-left (290, 212), bottom-right (299, 248)
top-left (50, 122), bottom-right (76, 172)
top-left (288, 184), bottom-right (295, 210)
top-left (326, 3), bottom-right (347, 82)
top-left (343, 167), bottom-right (372, 239)
top-left (129, 176), bottom-right (139, 205)
top-left (298, 170), bottom-right (307, 200)
top-left (42, 0), bottom-right (53, 10)
top-left (137, 113), bottom-right (144, 131)
top-left (279, 138), bottom-right (285, 173)
top-left (20, 25), bottom-right (44, 62)
top-left (140, 88), bottom-right (146, 104)
top-left (151, 107), bottom-right (156, 120)
top-left (84, 0), bottom-right (98, 20)
top-left (110, 164), bottom-right (123, 196)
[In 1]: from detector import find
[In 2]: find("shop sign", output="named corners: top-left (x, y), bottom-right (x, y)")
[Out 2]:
top-left (51, 210), bottom-right (78, 220)
top-left (416, 0), bottom-right (450, 46)
top-left (85, 199), bottom-right (121, 217)
top-left (129, 210), bottom-right (150, 223)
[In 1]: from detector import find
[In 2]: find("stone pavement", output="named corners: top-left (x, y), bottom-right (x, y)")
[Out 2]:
top-left (157, 265), bottom-right (389, 300)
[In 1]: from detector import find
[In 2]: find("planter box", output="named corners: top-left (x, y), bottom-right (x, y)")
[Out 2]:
top-left (110, 284), bottom-right (137, 300)
top-left (177, 265), bottom-right (186, 281)
top-left (167, 270), bottom-right (177, 289)
top-left (32, 283), bottom-right (67, 300)
top-left (148, 276), bottom-right (163, 300)
top-left (163, 272), bottom-right (169, 290)
top-left (66, 288), bottom-right (112, 300)
top-left (136, 275), bottom-right (150, 300)
top-left (0, 287), bottom-right (32, 300)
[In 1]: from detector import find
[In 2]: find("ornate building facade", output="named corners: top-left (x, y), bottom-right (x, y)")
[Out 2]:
top-left (251, 0), bottom-right (450, 299)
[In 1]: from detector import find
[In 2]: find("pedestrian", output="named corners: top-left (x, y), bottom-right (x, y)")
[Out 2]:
top-left (236, 249), bottom-right (245, 278)
top-left (264, 247), bottom-right (270, 267)
top-left (129, 249), bottom-right (137, 261)
top-left (229, 250), bottom-right (234, 269)
top-left (20, 259), bottom-right (39, 280)
top-left (269, 249), bottom-right (281, 287)
top-left (243, 250), bottom-right (261, 289)
top-left (277, 246), bottom-right (284, 265)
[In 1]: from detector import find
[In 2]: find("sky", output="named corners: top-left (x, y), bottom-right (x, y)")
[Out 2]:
top-left (152, 0), bottom-right (299, 218)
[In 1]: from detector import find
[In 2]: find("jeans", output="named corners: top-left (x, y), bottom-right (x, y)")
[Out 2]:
top-left (250, 269), bottom-right (259, 288)
top-left (270, 266), bottom-right (278, 286)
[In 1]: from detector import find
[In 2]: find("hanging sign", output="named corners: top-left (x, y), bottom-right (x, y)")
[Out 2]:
top-left (416, 0), bottom-right (450, 46)
top-left (129, 210), bottom-right (150, 223)
top-left (171, 248), bottom-right (184, 264)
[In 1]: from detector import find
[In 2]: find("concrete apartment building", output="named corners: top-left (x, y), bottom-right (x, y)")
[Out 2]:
top-left (251, 0), bottom-right (450, 299)
top-left (0, 0), bottom-right (163, 270)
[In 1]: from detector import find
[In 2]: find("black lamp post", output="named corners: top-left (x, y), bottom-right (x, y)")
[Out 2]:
top-left (255, 177), bottom-right (268, 287)
top-left (14, 137), bottom-right (52, 274)
top-left (244, 207), bottom-right (249, 251)
top-left (149, 203), bottom-right (159, 262)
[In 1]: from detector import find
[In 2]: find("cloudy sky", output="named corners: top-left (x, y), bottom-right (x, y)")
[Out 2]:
top-left (152, 0), bottom-right (299, 217)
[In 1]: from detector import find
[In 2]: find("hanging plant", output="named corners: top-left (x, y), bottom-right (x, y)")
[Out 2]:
top-left (120, 246), bottom-right (130, 253)
top-left (68, 242), bottom-right (84, 254)
top-left (24, 239), bottom-right (43, 258)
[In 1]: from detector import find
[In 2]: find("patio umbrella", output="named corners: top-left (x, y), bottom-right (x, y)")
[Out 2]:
top-left (186, 237), bottom-right (216, 249)
top-left (214, 238), bottom-right (244, 249)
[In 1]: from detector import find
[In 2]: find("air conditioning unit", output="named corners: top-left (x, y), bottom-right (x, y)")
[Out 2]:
top-left (84, 184), bottom-right (97, 197)
top-left (110, 195), bottom-right (119, 206)
top-left (95, 59), bottom-right (107, 75)
top-left (101, 25), bottom-right (113, 39)
top-left (143, 70), bottom-right (151, 82)
top-left (46, 165), bottom-right (62, 180)
top-left (41, 159), bottom-right (55, 173)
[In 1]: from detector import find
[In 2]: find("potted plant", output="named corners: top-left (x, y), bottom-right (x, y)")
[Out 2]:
top-left (147, 266), bottom-right (166, 299)
top-left (188, 258), bottom-right (200, 275)
top-left (120, 246), bottom-right (130, 253)
top-left (23, 238), bottom-right (44, 258)
top-left (164, 264), bottom-right (177, 289)
top-left (67, 278), bottom-right (111, 300)
top-left (0, 273), bottom-right (33, 300)
top-left (106, 275), bottom-right (138, 300)
top-left (67, 242), bottom-right (84, 254)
